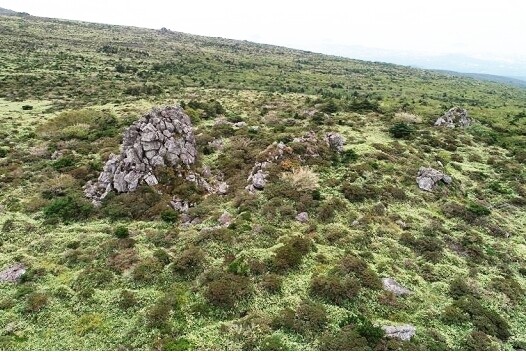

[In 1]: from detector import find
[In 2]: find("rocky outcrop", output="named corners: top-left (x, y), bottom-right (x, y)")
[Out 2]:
top-left (434, 107), bottom-right (471, 128)
top-left (382, 325), bottom-right (416, 341)
top-left (416, 167), bottom-right (452, 192)
top-left (85, 106), bottom-right (226, 205)
top-left (382, 278), bottom-right (412, 296)
top-left (0, 263), bottom-right (26, 283)
top-left (246, 132), bottom-right (343, 193)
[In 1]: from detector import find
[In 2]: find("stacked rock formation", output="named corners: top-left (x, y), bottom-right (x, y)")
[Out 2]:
top-left (84, 106), bottom-right (198, 204)
top-left (416, 167), bottom-right (452, 192)
top-left (434, 107), bottom-right (472, 128)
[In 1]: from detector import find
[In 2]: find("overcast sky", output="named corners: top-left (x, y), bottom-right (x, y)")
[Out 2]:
top-left (2, 0), bottom-right (526, 76)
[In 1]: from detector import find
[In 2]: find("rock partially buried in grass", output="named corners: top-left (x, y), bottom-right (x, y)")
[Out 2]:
top-left (416, 167), bottom-right (452, 192)
top-left (382, 277), bottom-right (412, 296)
top-left (0, 263), bottom-right (26, 283)
top-left (382, 324), bottom-right (416, 341)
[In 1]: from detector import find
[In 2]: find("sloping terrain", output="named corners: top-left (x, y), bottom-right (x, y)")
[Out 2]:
top-left (0, 14), bottom-right (525, 350)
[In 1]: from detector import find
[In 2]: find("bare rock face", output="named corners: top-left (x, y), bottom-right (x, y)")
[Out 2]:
top-left (382, 325), bottom-right (416, 341)
top-left (416, 167), bottom-right (452, 192)
top-left (434, 107), bottom-right (472, 128)
top-left (382, 278), bottom-right (412, 296)
top-left (84, 106), bottom-right (199, 204)
top-left (0, 263), bottom-right (26, 283)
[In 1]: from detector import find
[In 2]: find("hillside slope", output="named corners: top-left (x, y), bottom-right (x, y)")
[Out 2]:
top-left (0, 14), bottom-right (525, 350)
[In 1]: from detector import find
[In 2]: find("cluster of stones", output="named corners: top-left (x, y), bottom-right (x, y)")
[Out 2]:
top-left (245, 131), bottom-right (344, 193)
top-left (416, 167), bottom-right (452, 192)
top-left (434, 107), bottom-right (472, 128)
top-left (84, 106), bottom-right (220, 205)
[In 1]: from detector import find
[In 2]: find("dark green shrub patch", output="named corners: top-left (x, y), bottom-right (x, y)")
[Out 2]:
top-left (204, 272), bottom-right (252, 309)
top-left (43, 195), bottom-right (93, 223)
top-left (272, 300), bottom-right (327, 334)
top-left (271, 236), bottom-right (313, 272)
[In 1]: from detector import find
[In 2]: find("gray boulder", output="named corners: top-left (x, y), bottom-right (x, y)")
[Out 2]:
top-left (295, 212), bottom-right (309, 223)
top-left (382, 278), bottom-right (412, 296)
top-left (325, 132), bottom-right (345, 152)
top-left (0, 263), bottom-right (26, 283)
top-left (416, 167), bottom-right (452, 191)
top-left (435, 107), bottom-right (472, 128)
top-left (382, 325), bottom-right (416, 341)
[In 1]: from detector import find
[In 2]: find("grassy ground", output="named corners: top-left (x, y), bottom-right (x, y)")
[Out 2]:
top-left (0, 13), bottom-right (525, 350)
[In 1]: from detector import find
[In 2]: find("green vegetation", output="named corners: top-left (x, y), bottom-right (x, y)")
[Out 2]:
top-left (0, 13), bottom-right (525, 351)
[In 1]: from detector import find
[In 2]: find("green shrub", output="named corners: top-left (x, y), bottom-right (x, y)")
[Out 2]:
top-left (172, 246), bottom-right (205, 278)
top-left (204, 272), bottom-right (252, 309)
top-left (467, 202), bottom-right (491, 217)
top-left (464, 331), bottom-right (497, 351)
top-left (74, 266), bottom-right (114, 290)
top-left (118, 290), bottom-right (137, 310)
top-left (101, 186), bottom-right (163, 220)
top-left (259, 334), bottom-right (289, 351)
top-left (453, 296), bottom-right (510, 340)
top-left (389, 122), bottom-right (414, 139)
top-left (271, 236), bottom-right (312, 272)
top-left (25, 292), bottom-right (49, 313)
top-left (310, 274), bottom-right (360, 304)
top-left (273, 300), bottom-right (327, 334)
top-left (132, 258), bottom-right (163, 284)
top-left (161, 209), bottom-right (179, 223)
top-left (318, 325), bottom-right (370, 350)
top-left (260, 274), bottom-right (283, 293)
top-left (43, 195), bottom-right (93, 223)
top-left (491, 277), bottom-right (524, 304)
top-left (161, 337), bottom-right (192, 351)
top-left (449, 277), bottom-right (474, 299)
top-left (113, 226), bottom-right (130, 239)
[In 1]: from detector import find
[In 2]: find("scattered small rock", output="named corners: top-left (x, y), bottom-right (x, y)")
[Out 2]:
top-left (382, 324), bottom-right (416, 341)
top-left (218, 211), bottom-right (233, 227)
top-left (295, 212), bottom-right (309, 223)
top-left (416, 167), bottom-right (452, 192)
top-left (434, 107), bottom-right (472, 128)
top-left (0, 263), bottom-right (26, 283)
top-left (382, 277), bottom-right (412, 296)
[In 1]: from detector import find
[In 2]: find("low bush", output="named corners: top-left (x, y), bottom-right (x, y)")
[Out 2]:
top-left (260, 274), bottom-right (283, 293)
top-left (310, 274), bottom-right (360, 304)
top-left (172, 246), bottom-right (206, 278)
top-left (25, 292), bottom-right (49, 313)
top-left (113, 226), bottom-right (130, 239)
top-left (118, 290), bottom-right (138, 310)
top-left (271, 236), bottom-right (312, 272)
top-left (204, 272), bottom-right (252, 309)
top-left (491, 277), bottom-right (524, 304)
top-left (43, 195), bottom-right (93, 223)
top-left (132, 258), bottom-right (163, 284)
top-left (273, 300), bottom-right (327, 334)
top-left (389, 122), bottom-right (414, 139)
top-left (453, 296), bottom-right (510, 340)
